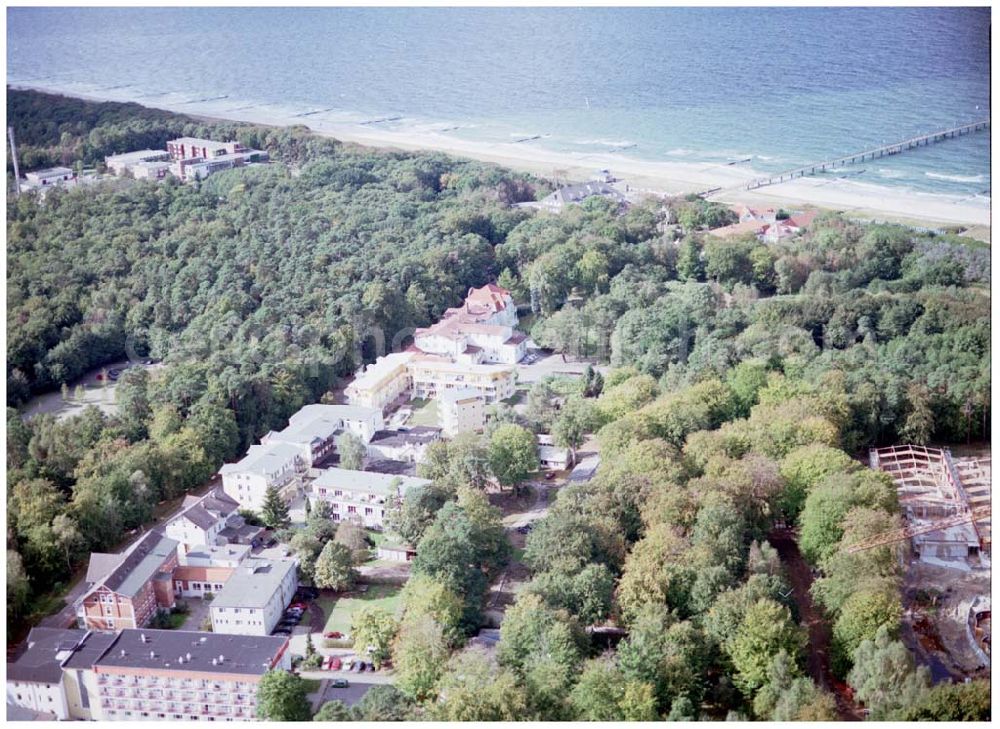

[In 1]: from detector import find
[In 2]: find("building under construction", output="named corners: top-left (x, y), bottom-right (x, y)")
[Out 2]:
top-left (870, 445), bottom-right (991, 567)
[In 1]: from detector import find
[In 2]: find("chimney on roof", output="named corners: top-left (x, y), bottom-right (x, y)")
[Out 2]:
top-left (212, 658), bottom-right (218, 666)
top-left (186, 652), bottom-right (192, 661)
top-left (149, 651), bottom-right (155, 659)
top-left (178, 656), bottom-right (184, 664)
top-left (140, 633), bottom-right (147, 643)
top-left (218, 654), bottom-right (225, 663)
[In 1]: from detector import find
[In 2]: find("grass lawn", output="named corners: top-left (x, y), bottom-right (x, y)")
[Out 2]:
top-left (301, 678), bottom-right (322, 694)
top-left (366, 529), bottom-right (390, 547)
top-left (408, 398), bottom-right (440, 427)
top-left (317, 584), bottom-right (403, 636)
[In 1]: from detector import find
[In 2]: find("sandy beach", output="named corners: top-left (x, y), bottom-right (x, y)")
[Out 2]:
top-left (11, 84), bottom-right (993, 232)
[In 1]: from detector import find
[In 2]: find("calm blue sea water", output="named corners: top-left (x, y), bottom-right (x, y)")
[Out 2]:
top-left (6, 7), bottom-right (991, 198)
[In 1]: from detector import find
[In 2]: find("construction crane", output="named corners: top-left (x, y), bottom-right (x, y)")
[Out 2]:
top-left (844, 505), bottom-right (992, 554)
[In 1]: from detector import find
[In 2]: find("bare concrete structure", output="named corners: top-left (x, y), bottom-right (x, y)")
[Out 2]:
top-left (869, 445), bottom-right (991, 566)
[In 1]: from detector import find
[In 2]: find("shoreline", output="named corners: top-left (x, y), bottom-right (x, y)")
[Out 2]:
top-left (10, 83), bottom-right (992, 232)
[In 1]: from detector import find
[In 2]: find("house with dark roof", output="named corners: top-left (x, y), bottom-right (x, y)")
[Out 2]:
top-left (76, 532), bottom-right (179, 632)
top-left (366, 426), bottom-right (443, 464)
top-left (517, 181), bottom-right (628, 214)
top-left (165, 488), bottom-right (264, 558)
top-left (6, 628), bottom-right (82, 719)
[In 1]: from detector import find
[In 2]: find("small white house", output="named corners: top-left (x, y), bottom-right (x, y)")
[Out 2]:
top-left (219, 442), bottom-right (306, 513)
top-left (538, 444), bottom-right (571, 471)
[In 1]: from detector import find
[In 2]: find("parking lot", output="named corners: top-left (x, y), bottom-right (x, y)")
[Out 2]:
top-left (515, 350), bottom-right (607, 384)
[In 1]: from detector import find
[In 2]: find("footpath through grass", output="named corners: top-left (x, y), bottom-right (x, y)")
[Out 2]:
top-left (317, 584), bottom-right (403, 636)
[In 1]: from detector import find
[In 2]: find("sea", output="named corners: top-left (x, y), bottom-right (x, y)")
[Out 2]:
top-left (6, 6), bottom-right (992, 200)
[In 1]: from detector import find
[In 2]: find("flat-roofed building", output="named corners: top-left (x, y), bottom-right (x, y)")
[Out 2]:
top-left (89, 629), bottom-right (290, 721)
top-left (104, 149), bottom-right (171, 176)
top-left (439, 387), bottom-right (486, 437)
top-left (219, 441), bottom-right (306, 513)
top-left (345, 351), bottom-right (415, 413)
top-left (20, 166), bottom-right (78, 194)
top-left (210, 560), bottom-right (298, 636)
top-left (165, 137), bottom-right (269, 181)
top-left (308, 468), bottom-right (432, 529)
top-left (76, 533), bottom-right (180, 632)
top-left (408, 356), bottom-right (516, 403)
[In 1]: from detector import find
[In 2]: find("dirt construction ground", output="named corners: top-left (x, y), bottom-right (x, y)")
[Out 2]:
top-left (901, 559), bottom-right (991, 681)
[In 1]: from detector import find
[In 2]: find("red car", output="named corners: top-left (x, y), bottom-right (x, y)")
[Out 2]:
top-left (324, 631), bottom-right (343, 639)
top-left (290, 602), bottom-right (308, 611)
top-left (326, 657), bottom-right (342, 671)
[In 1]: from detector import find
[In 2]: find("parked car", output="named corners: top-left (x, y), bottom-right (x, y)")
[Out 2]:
top-left (326, 657), bottom-right (343, 671)
top-left (290, 602), bottom-right (308, 611)
top-left (354, 661), bottom-right (367, 673)
top-left (365, 663), bottom-right (376, 672)
top-left (331, 678), bottom-right (349, 689)
top-left (272, 627), bottom-right (291, 635)
top-left (265, 538), bottom-right (278, 548)
top-left (324, 631), bottom-right (343, 639)
top-left (545, 471), bottom-right (556, 480)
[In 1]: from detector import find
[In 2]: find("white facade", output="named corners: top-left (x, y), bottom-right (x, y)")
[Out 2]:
top-left (6, 677), bottom-right (69, 720)
top-left (414, 320), bottom-right (526, 365)
top-left (345, 352), bottom-right (415, 413)
top-left (219, 442), bottom-right (305, 513)
top-left (105, 149), bottom-right (171, 176)
top-left (539, 445), bottom-right (571, 470)
top-left (439, 388), bottom-right (486, 437)
top-left (309, 469), bottom-right (432, 529)
top-left (210, 560), bottom-right (298, 636)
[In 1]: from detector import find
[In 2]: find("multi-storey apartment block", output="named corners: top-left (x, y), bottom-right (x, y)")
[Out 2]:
top-left (165, 137), bottom-right (269, 181)
top-left (308, 468), bottom-right (432, 529)
top-left (219, 441), bottom-right (306, 513)
top-left (7, 629), bottom-right (290, 722)
top-left (408, 355), bottom-right (516, 403)
top-left (344, 351), bottom-right (415, 413)
top-left (90, 630), bottom-right (290, 721)
top-left (261, 403), bottom-right (383, 467)
top-left (76, 533), bottom-right (180, 631)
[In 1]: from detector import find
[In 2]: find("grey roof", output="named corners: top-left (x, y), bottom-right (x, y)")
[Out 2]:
top-left (369, 426), bottom-right (442, 448)
top-left (95, 629), bottom-right (287, 677)
top-left (219, 441), bottom-right (302, 477)
top-left (364, 459), bottom-right (414, 476)
top-left (178, 504), bottom-right (218, 531)
top-left (211, 559), bottom-right (296, 609)
top-left (312, 468), bottom-right (431, 497)
top-left (61, 632), bottom-right (119, 670)
top-left (6, 703), bottom-right (56, 720)
top-left (84, 532), bottom-right (178, 598)
top-left (218, 522), bottom-right (266, 544)
top-left (569, 455), bottom-right (601, 482)
top-left (85, 553), bottom-right (124, 584)
top-left (7, 628), bottom-right (85, 684)
top-left (550, 181), bottom-right (626, 205)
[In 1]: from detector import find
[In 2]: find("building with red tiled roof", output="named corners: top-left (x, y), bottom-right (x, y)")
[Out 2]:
top-left (441, 284), bottom-right (518, 327)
